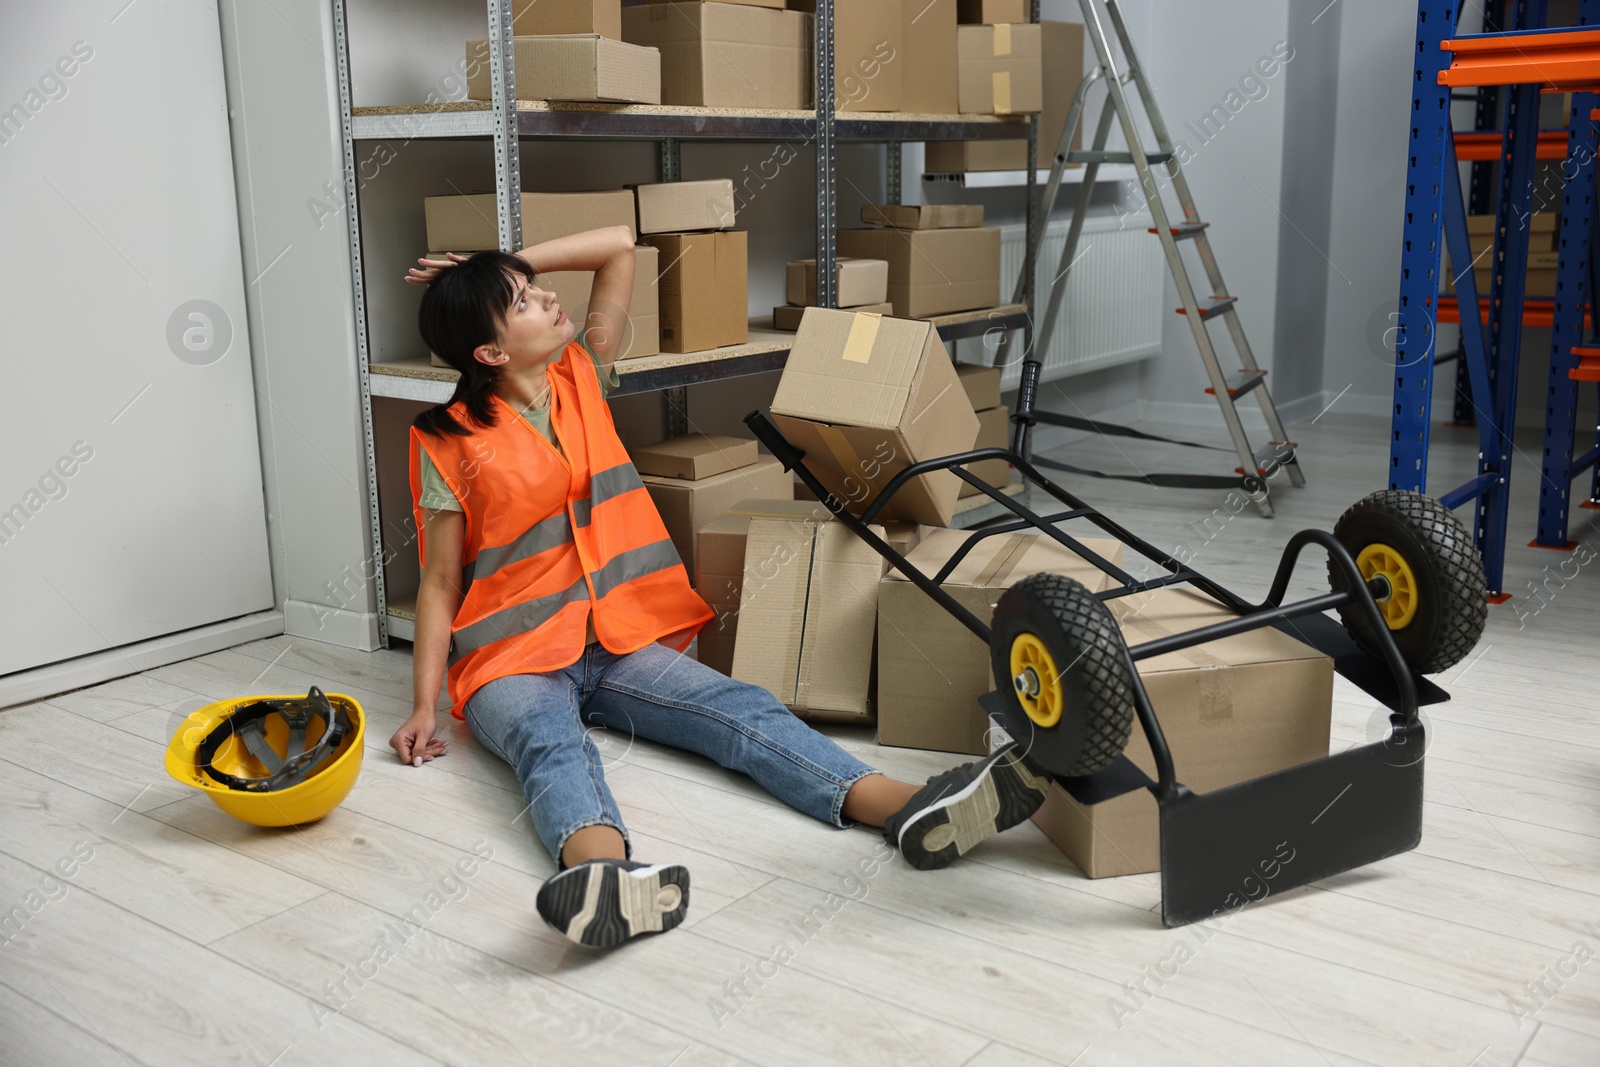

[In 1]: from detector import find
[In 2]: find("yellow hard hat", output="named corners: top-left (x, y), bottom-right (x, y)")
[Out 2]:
top-left (164, 686), bottom-right (365, 827)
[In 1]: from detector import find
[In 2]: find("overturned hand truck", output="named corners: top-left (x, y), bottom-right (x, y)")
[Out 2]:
top-left (745, 389), bottom-right (1487, 926)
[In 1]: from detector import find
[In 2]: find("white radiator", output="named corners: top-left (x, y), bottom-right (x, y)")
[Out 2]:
top-left (983, 214), bottom-right (1165, 390)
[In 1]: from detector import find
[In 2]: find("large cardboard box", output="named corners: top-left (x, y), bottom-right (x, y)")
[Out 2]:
top-left (958, 405), bottom-right (1011, 497)
top-left (769, 308), bottom-right (981, 526)
top-left (929, 20), bottom-right (1082, 171)
top-left (623, 3), bottom-right (810, 109)
top-left (1445, 214), bottom-right (1561, 297)
top-left (954, 363), bottom-right (1001, 410)
top-left (773, 301), bottom-right (893, 331)
top-left (899, 0), bottom-right (958, 114)
top-left (513, 0), bottom-right (621, 39)
top-left (956, 23), bottom-right (1041, 114)
top-left (424, 189), bottom-right (636, 253)
top-left (837, 226), bottom-right (1001, 317)
top-left (957, 0), bottom-right (1028, 23)
top-left (862, 203), bottom-right (983, 229)
top-left (731, 514), bottom-right (888, 721)
top-left (644, 230), bottom-right (749, 352)
top-left (837, 1), bottom-right (903, 112)
top-left (632, 433), bottom-right (758, 480)
top-left (642, 454), bottom-right (790, 573)
top-left (518, 243), bottom-right (661, 360)
top-left (633, 179), bottom-right (737, 234)
top-left (876, 529), bottom-right (1127, 754)
top-left (1030, 589), bottom-right (1334, 878)
top-left (466, 34), bottom-right (661, 103)
top-left (786, 257), bottom-right (890, 307)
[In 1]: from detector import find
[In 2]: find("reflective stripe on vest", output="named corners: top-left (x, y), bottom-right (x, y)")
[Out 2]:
top-left (575, 461), bottom-right (646, 529)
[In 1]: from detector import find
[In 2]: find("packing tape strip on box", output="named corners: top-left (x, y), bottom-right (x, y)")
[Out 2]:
top-left (994, 23), bottom-right (1012, 56)
top-left (993, 72), bottom-right (1012, 114)
top-left (841, 312), bottom-right (882, 365)
top-left (976, 533), bottom-right (1032, 587)
top-left (1114, 598), bottom-right (1234, 722)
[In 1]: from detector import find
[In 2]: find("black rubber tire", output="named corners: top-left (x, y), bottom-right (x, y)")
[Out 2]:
top-left (989, 573), bottom-right (1136, 778)
top-left (1329, 490), bottom-right (1488, 674)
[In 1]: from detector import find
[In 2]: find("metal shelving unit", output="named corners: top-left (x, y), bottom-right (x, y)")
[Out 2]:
top-left (1395, 0), bottom-right (1600, 598)
top-left (333, 0), bottom-right (1043, 646)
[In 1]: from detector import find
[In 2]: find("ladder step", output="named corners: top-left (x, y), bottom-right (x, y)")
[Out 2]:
top-left (1204, 369), bottom-right (1269, 398)
top-left (1066, 150), bottom-right (1175, 165)
top-left (1175, 296), bottom-right (1238, 321)
top-left (1572, 345), bottom-right (1600, 381)
top-left (1235, 441), bottom-right (1298, 479)
top-left (1148, 221), bottom-right (1210, 241)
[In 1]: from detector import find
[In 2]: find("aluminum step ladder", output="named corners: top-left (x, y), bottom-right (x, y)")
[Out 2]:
top-left (1005, 0), bottom-right (1306, 518)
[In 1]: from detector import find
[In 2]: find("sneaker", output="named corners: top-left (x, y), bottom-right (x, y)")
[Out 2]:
top-left (535, 858), bottom-right (691, 948)
top-left (884, 744), bottom-right (1052, 870)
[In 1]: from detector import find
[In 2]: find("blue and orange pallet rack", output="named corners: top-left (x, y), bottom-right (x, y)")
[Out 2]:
top-left (1396, 0), bottom-right (1600, 599)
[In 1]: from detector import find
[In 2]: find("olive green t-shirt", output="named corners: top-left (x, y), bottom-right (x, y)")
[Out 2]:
top-left (416, 334), bottom-right (620, 512)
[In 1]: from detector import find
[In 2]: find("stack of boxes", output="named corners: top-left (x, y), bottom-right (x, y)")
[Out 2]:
top-left (467, 1), bottom-right (660, 104)
top-left (1444, 213), bottom-right (1560, 297)
top-left (774, 256), bottom-right (892, 331)
top-left (840, 203), bottom-right (1000, 318)
top-left (632, 432), bottom-right (790, 576)
top-left (953, 363), bottom-right (1013, 498)
top-left (634, 179), bottom-right (750, 352)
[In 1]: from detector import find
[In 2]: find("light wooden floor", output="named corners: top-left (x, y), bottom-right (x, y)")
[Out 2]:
top-left (3, 409), bottom-right (1598, 1067)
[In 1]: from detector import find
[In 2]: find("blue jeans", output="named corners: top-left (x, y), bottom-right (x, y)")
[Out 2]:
top-left (463, 641), bottom-right (879, 869)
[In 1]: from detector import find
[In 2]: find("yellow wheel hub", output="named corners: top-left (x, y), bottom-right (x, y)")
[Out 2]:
top-left (1009, 632), bottom-right (1064, 728)
top-left (1357, 543), bottom-right (1419, 630)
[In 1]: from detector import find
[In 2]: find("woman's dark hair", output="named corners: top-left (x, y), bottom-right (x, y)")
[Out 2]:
top-left (412, 250), bottom-right (537, 438)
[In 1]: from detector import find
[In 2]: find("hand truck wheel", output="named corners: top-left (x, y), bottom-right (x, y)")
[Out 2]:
top-left (989, 573), bottom-right (1136, 778)
top-left (1329, 490), bottom-right (1488, 674)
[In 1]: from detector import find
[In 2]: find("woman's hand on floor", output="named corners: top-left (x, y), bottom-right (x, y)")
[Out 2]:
top-left (390, 709), bottom-right (448, 767)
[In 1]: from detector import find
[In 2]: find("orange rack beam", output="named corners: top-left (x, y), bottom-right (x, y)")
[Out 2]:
top-left (1439, 28), bottom-right (1600, 90)
top-left (1435, 296), bottom-right (1594, 329)
top-left (1454, 130), bottom-right (1570, 159)
top-left (1572, 346), bottom-right (1600, 380)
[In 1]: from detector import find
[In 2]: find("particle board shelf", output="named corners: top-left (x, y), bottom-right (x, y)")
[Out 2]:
top-left (350, 100), bottom-right (1032, 142)
top-left (386, 597), bottom-right (416, 642)
top-left (924, 304), bottom-right (1031, 341)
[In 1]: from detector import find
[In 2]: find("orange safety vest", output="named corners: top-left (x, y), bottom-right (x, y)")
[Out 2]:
top-left (409, 341), bottom-right (712, 719)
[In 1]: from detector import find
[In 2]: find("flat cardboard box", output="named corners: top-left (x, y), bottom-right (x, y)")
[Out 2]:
top-left (929, 20), bottom-right (1082, 171)
top-left (515, 243), bottom-right (661, 360)
top-left (957, 0), bottom-right (1028, 22)
top-left (513, 0), bottom-right (621, 39)
top-left (837, 226), bottom-right (1001, 317)
top-left (632, 433), bottom-right (758, 480)
top-left (466, 34), bottom-right (661, 104)
top-left (876, 529), bottom-right (1126, 754)
top-left (958, 405), bottom-right (1011, 497)
top-left (423, 189), bottom-right (636, 252)
top-left (1030, 589), bottom-right (1334, 878)
top-left (785, 257), bottom-right (890, 307)
top-left (772, 301), bottom-right (893, 331)
top-left (642, 454), bottom-right (790, 574)
top-left (954, 363), bottom-right (1001, 410)
top-left (731, 514), bottom-right (887, 721)
top-left (769, 308), bottom-right (980, 525)
top-left (861, 203), bottom-right (984, 230)
top-left (898, 0), bottom-right (958, 114)
top-left (633, 178), bottom-right (737, 234)
top-left (623, 3), bottom-right (809, 109)
top-left (644, 230), bottom-right (749, 352)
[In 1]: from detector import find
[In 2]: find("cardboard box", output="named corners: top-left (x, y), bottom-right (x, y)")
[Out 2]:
top-left (633, 179), bottom-right (737, 234)
top-left (1466, 212), bottom-right (1559, 246)
top-left (837, 226), bottom-right (1001, 317)
top-left (898, 0), bottom-right (958, 114)
top-left (876, 529), bottom-right (1127, 754)
top-left (654, 0), bottom-right (783, 6)
top-left (958, 405), bottom-right (1011, 497)
top-left (513, 0), bottom-right (622, 40)
top-left (862, 203), bottom-right (984, 229)
top-left (785, 257), bottom-right (890, 307)
top-left (772, 301), bottom-right (893, 331)
top-left (623, 3), bottom-right (810, 109)
top-left (1030, 589), bottom-right (1334, 878)
top-left (837, 1), bottom-right (903, 112)
top-left (957, 0), bottom-right (1028, 22)
top-left (642, 454), bottom-right (790, 573)
top-left (644, 230), bottom-right (749, 352)
top-left (956, 23), bottom-right (1041, 114)
top-left (769, 308), bottom-right (981, 525)
top-left (954, 363), bottom-right (1001, 410)
top-left (929, 21), bottom-right (1082, 171)
top-left (780, 483), bottom-right (925, 554)
top-left (731, 514), bottom-right (888, 721)
top-left (515, 243), bottom-right (661, 360)
top-left (423, 189), bottom-right (636, 252)
top-left (466, 34), bottom-right (661, 104)
top-left (632, 433), bottom-right (758, 480)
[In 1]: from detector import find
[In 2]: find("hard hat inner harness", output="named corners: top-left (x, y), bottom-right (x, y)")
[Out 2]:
top-left (196, 686), bottom-right (353, 792)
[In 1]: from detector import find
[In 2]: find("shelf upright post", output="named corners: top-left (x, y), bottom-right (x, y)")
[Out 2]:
top-left (658, 137), bottom-right (687, 437)
top-left (332, 0), bottom-right (389, 647)
top-left (1020, 0), bottom-right (1040, 464)
top-left (886, 142), bottom-right (901, 206)
top-left (816, 0), bottom-right (838, 309)
top-left (1453, 3), bottom-right (1505, 426)
top-left (487, 0), bottom-right (523, 253)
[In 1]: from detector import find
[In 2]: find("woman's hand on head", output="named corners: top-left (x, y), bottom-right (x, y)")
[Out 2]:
top-left (405, 252), bottom-right (469, 285)
top-left (389, 709), bottom-right (449, 766)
